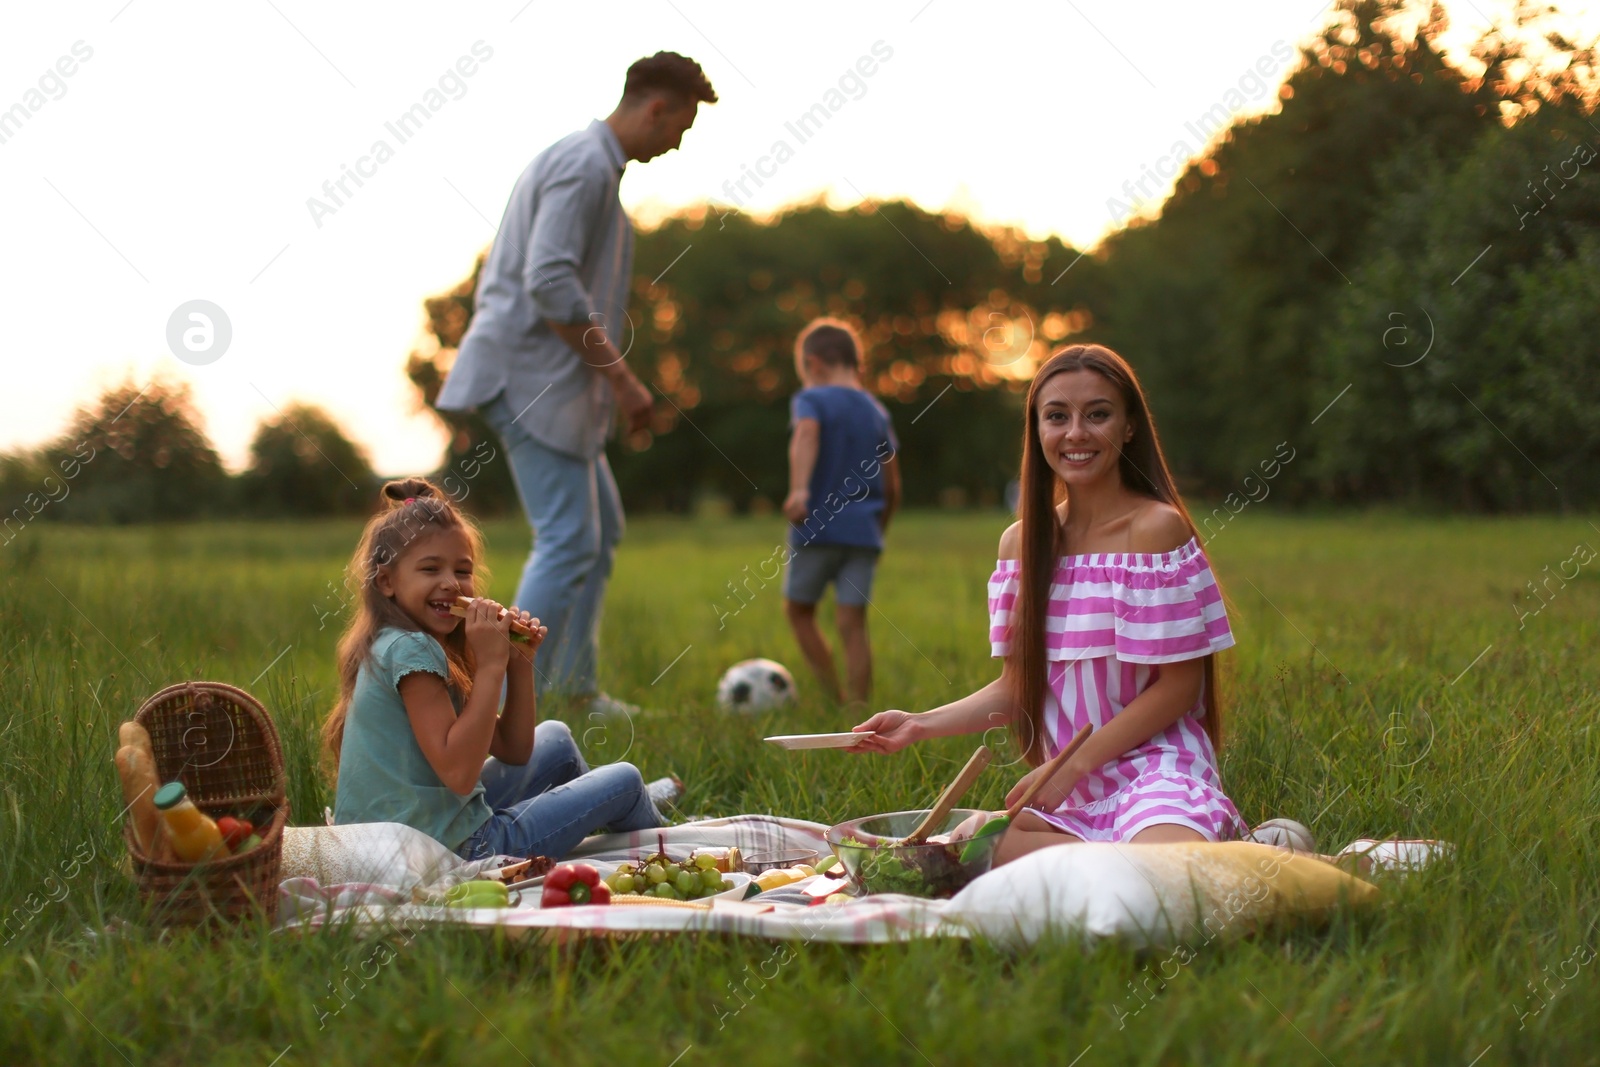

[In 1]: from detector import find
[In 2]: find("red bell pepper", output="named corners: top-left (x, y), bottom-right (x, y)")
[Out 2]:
top-left (541, 863), bottom-right (610, 908)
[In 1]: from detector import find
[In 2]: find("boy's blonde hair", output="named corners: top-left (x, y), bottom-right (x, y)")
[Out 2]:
top-left (794, 317), bottom-right (864, 379)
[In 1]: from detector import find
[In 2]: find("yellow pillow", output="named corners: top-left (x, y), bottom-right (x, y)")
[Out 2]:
top-left (1145, 841), bottom-right (1379, 939)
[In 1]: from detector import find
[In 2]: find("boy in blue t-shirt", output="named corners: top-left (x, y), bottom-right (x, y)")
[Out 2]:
top-left (781, 318), bottom-right (901, 703)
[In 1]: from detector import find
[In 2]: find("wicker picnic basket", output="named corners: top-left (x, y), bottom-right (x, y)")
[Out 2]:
top-left (125, 681), bottom-right (290, 925)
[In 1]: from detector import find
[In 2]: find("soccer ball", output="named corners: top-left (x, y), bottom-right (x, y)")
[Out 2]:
top-left (716, 659), bottom-right (796, 712)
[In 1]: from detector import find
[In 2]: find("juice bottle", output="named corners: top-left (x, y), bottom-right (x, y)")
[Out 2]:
top-left (152, 782), bottom-right (225, 862)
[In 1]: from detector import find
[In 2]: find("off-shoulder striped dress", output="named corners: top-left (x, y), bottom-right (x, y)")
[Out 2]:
top-left (987, 537), bottom-right (1245, 842)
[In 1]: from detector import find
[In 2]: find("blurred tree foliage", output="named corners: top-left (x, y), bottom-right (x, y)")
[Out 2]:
top-left (408, 201), bottom-right (1094, 514)
top-left (239, 403), bottom-right (377, 516)
top-left (410, 0), bottom-right (1598, 514)
top-left (1096, 0), bottom-right (1599, 509)
top-left (4, 1), bottom-right (1595, 523)
top-left (0, 383), bottom-right (374, 528)
top-left (405, 258), bottom-right (524, 517)
top-left (0, 380), bottom-right (229, 526)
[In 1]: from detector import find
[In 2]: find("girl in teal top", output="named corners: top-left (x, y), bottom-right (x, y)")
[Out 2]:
top-left (326, 478), bottom-right (669, 860)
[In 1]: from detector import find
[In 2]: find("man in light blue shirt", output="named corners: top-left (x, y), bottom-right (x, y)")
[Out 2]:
top-left (438, 53), bottom-right (716, 714)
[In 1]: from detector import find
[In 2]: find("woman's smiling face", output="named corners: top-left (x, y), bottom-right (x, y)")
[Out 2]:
top-left (1035, 368), bottom-right (1135, 488)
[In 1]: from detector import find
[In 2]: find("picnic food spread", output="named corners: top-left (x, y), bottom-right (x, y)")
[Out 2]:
top-left (449, 596), bottom-right (536, 643)
top-left (114, 732), bottom-right (166, 858)
top-left (216, 816), bottom-right (260, 853)
top-left (826, 810), bottom-right (1003, 899)
top-left (147, 780), bottom-right (274, 863)
top-left (543, 864), bottom-right (611, 907)
top-left (605, 849), bottom-right (735, 901)
top-left (842, 837), bottom-right (950, 896)
top-left (152, 783), bottom-right (226, 863)
top-left (485, 856), bottom-right (553, 884)
top-left (446, 880), bottom-right (513, 909)
top-left (748, 854), bottom-right (837, 893)
top-left (117, 715), bottom-right (274, 867)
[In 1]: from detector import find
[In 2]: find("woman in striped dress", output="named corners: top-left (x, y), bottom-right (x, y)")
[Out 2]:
top-left (855, 344), bottom-right (1248, 864)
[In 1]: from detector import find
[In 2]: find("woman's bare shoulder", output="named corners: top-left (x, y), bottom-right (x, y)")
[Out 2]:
top-left (998, 520), bottom-right (1022, 559)
top-left (1127, 500), bottom-right (1192, 553)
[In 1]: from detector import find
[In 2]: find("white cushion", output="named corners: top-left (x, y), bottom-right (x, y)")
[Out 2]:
top-left (281, 822), bottom-right (485, 892)
top-left (943, 840), bottom-right (1379, 950)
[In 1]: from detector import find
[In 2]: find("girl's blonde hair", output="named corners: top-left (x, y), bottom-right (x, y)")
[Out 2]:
top-left (321, 477), bottom-right (487, 775)
top-left (1010, 344), bottom-right (1223, 764)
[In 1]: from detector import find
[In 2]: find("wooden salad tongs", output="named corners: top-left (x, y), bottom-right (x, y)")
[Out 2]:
top-left (449, 596), bottom-right (541, 643)
top-left (958, 723), bottom-right (1094, 862)
top-left (890, 745), bottom-right (994, 847)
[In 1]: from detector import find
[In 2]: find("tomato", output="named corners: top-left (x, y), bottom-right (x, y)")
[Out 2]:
top-left (216, 816), bottom-right (252, 852)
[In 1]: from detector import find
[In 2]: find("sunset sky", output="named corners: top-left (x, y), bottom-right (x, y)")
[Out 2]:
top-left (4, 0), bottom-right (1596, 474)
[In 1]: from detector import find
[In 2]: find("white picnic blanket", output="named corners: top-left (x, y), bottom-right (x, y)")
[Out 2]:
top-left (277, 816), bottom-right (1395, 948)
top-left (280, 817), bottom-right (945, 943)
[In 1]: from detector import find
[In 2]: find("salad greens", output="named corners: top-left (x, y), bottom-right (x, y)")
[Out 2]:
top-left (841, 836), bottom-right (935, 897)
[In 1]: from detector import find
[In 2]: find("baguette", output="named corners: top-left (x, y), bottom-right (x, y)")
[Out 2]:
top-left (114, 743), bottom-right (165, 858)
top-left (118, 721), bottom-right (153, 756)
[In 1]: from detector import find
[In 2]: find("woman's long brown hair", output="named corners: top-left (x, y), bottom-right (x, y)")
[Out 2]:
top-left (321, 477), bottom-right (486, 778)
top-left (1010, 344), bottom-right (1222, 764)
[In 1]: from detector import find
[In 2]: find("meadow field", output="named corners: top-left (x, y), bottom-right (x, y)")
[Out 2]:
top-left (1, 510), bottom-right (1597, 1065)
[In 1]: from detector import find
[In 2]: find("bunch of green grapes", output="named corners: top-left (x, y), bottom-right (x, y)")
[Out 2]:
top-left (603, 851), bottom-right (730, 901)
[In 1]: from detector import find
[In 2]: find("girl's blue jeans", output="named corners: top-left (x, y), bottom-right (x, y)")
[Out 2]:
top-left (455, 720), bottom-right (663, 862)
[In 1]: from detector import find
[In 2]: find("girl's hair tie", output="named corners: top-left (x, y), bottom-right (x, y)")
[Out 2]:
top-left (404, 497), bottom-right (416, 504)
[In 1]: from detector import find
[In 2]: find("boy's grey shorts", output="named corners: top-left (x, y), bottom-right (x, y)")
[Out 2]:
top-left (783, 543), bottom-right (880, 606)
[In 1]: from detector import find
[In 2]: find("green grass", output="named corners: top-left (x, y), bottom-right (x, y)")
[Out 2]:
top-left (1, 510), bottom-right (1598, 1065)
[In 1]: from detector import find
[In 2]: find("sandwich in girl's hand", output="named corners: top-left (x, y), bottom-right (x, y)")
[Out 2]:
top-left (323, 478), bottom-right (676, 863)
top-left (449, 596), bottom-right (539, 642)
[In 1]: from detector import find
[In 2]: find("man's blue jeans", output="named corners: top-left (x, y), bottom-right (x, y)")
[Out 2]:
top-left (456, 721), bottom-right (662, 861)
top-left (481, 394), bottom-right (623, 698)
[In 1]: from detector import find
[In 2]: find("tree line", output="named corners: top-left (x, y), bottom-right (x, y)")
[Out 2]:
top-left (5, 0), bottom-right (1597, 529)
top-left (412, 0), bottom-right (1600, 515)
top-left (0, 383), bottom-right (375, 535)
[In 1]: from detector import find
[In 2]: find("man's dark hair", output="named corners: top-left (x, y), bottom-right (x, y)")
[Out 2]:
top-left (622, 52), bottom-right (718, 105)
top-left (796, 318), bottom-right (862, 369)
